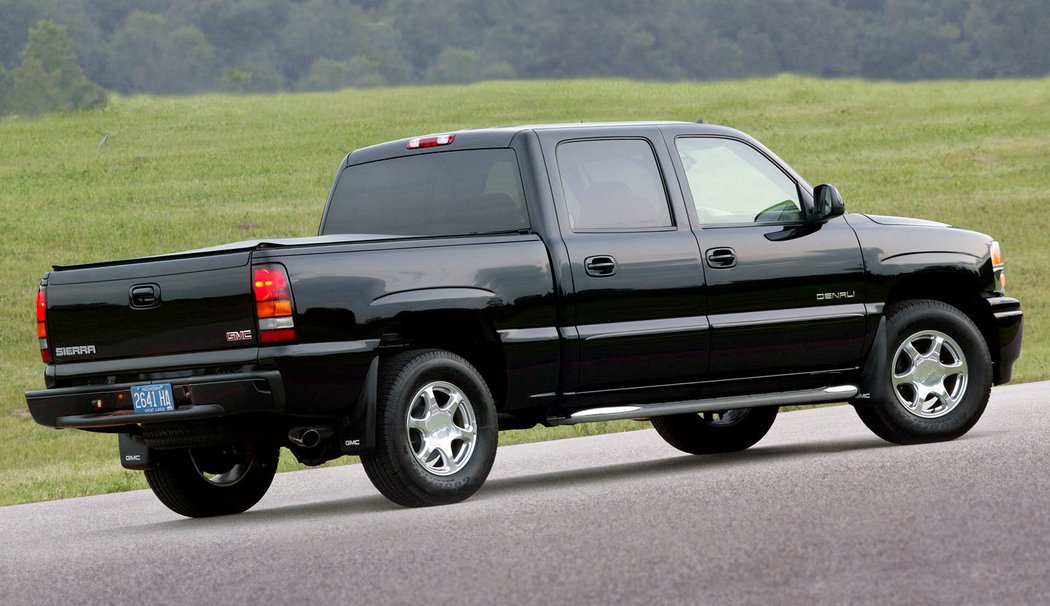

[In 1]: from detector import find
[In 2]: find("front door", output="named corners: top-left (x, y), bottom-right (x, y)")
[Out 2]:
top-left (669, 134), bottom-right (867, 378)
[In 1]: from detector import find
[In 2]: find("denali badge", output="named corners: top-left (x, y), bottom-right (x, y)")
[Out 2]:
top-left (816, 291), bottom-right (856, 301)
top-left (226, 330), bottom-right (253, 342)
top-left (54, 345), bottom-right (97, 357)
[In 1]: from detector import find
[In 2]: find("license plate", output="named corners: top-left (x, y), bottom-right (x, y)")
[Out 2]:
top-left (131, 384), bottom-right (175, 414)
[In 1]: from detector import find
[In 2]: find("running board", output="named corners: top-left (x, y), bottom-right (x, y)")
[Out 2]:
top-left (546, 385), bottom-right (857, 426)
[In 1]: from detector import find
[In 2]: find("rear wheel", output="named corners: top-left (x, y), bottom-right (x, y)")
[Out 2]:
top-left (361, 350), bottom-right (497, 507)
top-left (144, 441), bottom-right (279, 518)
top-left (854, 299), bottom-right (992, 444)
top-left (651, 406), bottom-right (778, 454)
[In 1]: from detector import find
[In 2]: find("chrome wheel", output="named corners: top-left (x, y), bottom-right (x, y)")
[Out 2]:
top-left (891, 329), bottom-right (968, 419)
top-left (406, 381), bottom-right (477, 477)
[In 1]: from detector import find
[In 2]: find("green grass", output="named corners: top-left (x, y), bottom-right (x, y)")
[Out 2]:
top-left (1, 76), bottom-right (1047, 506)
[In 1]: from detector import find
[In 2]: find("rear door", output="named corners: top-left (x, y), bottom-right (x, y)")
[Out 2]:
top-left (666, 132), bottom-right (867, 378)
top-left (539, 127), bottom-right (708, 396)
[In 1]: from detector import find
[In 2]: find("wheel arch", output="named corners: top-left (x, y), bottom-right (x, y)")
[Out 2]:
top-left (380, 309), bottom-right (508, 409)
top-left (883, 271), bottom-right (999, 367)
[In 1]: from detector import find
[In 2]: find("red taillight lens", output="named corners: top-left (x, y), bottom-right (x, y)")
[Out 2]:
top-left (253, 265), bottom-right (296, 344)
top-left (37, 288), bottom-right (50, 362)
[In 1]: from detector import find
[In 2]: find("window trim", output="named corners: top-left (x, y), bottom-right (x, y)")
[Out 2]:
top-left (673, 135), bottom-right (805, 230)
top-left (554, 136), bottom-right (677, 234)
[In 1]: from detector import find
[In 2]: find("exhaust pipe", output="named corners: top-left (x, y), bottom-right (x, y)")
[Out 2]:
top-left (288, 427), bottom-right (332, 449)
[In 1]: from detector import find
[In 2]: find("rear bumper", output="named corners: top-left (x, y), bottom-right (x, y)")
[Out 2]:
top-left (24, 371), bottom-right (284, 430)
top-left (988, 296), bottom-right (1023, 384)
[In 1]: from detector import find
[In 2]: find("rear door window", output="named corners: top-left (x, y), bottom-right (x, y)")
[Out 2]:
top-left (556, 139), bottom-right (673, 231)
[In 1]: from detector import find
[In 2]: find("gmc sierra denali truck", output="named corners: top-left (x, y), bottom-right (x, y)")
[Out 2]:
top-left (26, 122), bottom-right (1023, 517)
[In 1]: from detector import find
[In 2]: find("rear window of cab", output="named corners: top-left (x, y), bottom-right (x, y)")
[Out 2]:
top-left (323, 149), bottom-right (529, 237)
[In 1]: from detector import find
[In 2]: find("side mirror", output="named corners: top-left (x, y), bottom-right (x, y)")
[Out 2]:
top-left (811, 184), bottom-right (845, 222)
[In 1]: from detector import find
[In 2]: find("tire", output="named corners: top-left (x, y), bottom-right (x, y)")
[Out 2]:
top-left (651, 406), bottom-right (778, 455)
top-left (854, 299), bottom-right (992, 445)
top-left (361, 349), bottom-right (498, 507)
top-left (144, 440), bottom-right (279, 518)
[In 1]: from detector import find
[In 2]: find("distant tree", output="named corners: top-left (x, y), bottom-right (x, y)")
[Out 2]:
top-left (177, 0), bottom-right (290, 52)
top-left (966, 0), bottom-right (1050, 77)
top-left (0, 63), bottom-right (8, 113)
top-left (81, 0), bottom-right (170, 35)
top-left (5, 20), bottom-right (107, 116)
top-left (425, 48), bottom-right (481, 84)
top-left (109, 12), bottom-right (220, 94)
top-left (858, 0), bottom-right (972, 79)
top-left (221, 50), bottom-right (288, 92)
top-left (297, 58), bottom-right (352, 91)
top-left (0, 0), bottom-right (40, 71)
top-left (279, 0), bottom-right (370, 82)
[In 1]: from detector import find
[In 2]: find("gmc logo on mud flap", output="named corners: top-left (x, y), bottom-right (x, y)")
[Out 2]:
top-left (226, 330), bottom-right (253, 342)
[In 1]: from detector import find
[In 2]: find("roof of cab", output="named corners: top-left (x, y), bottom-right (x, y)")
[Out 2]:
top-left (344, 121), bottom-right (728, 166)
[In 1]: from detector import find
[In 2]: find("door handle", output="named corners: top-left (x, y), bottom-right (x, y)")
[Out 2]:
top-left (585, 255), bottom-right (617, 277)
top-left (706, 247), bottom-right (737, 269)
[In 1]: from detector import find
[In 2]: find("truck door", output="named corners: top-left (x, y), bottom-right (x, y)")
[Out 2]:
top-left (667, 134), bottom-right (867, 378)
top-left (541, 129), bottom-right (708, 396)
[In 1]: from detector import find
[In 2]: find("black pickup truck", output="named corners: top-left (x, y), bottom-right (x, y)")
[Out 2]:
top-left (26, 122), bottom-right (1023, 517)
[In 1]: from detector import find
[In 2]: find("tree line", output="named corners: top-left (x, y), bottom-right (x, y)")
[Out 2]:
top-left (2, 0), bottom-right (1048, 115)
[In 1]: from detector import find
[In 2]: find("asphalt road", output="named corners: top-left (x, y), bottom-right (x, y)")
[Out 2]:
top-left (2, 381), bottom-right (1048, 605)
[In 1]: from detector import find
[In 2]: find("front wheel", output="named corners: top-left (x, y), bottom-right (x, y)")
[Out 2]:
top-left (144, 440), bottom-right (279, 518)
top-left (854, 299), bottom-right (992, 444)
top-left (651, 406), bottom-right (778, 455)
top-left (361, 350), bottom-right (498, 507)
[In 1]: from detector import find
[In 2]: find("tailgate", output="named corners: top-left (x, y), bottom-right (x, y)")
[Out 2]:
top-left (44, 251), bottom-right (257, 363)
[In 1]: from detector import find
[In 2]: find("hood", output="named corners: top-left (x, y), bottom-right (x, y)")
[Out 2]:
top-left (861, 214), bottom-right (952, 228)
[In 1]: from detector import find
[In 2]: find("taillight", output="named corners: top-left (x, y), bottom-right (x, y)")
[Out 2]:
top-left (37, 287), bottom-right (50, 363)
top-left (253, 265), bottom-right (296, 344)
top-left (407, 134), bottom-right (455, 149)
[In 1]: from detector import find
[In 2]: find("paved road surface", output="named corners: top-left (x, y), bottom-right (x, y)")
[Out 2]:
top-left (2, 382), bottom-right (1048, 605)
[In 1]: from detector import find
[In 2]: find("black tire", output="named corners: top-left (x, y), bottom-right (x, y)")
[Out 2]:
top-left (361, 349), bottom-right (498, 507)
top-left (854, 299), bottom-right (992, 445)
top-left (651, 406), bottom-right (778, 455)
top-left (144, 441), bottom-right (279, 518)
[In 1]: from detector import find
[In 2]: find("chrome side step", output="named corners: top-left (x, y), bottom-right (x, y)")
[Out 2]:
top-left (546, 385), bottom-right (857, 426)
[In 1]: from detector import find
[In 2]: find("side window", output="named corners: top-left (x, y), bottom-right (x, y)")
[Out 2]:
top-left (676, 138), bottom-right (802, 225)
top-left (557, 139), bottom-right (672, 230)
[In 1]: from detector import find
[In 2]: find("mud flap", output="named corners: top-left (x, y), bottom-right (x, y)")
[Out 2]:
top-left (850, 316), bottom-right (888, 408)
top-left (118, 433), bottom-right (155, 470)
top-left (340, 356), bottom-right (378, 455)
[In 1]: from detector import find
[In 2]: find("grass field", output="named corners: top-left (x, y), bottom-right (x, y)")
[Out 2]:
top-left (1, 76), bottom-right (1047, 506)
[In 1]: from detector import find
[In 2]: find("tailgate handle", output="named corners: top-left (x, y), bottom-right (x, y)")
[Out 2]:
top-left (130, 284), bottom-right (161, 309)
